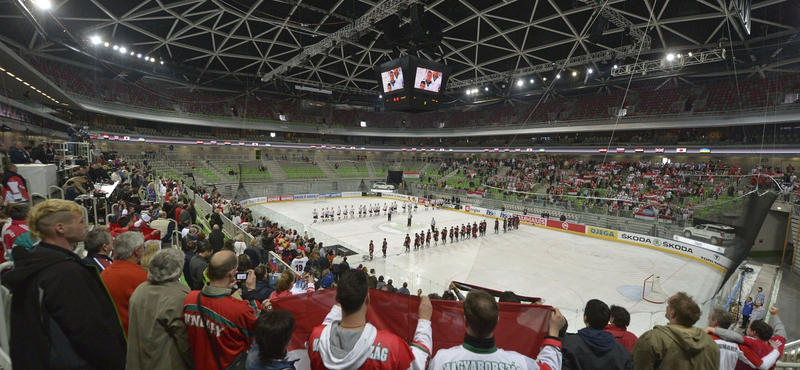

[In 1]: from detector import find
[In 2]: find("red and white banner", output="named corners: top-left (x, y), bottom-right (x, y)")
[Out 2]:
top-left (634, 212), bottom-right (673, 223)
top-left (466, 190), bottom-right (485, 197)
top-left (403, 171), bottom-right (420, 179)
top-left (272, 288), bottom-right (555, 359)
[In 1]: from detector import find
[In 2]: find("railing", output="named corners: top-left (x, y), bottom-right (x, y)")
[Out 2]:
top-left (192, 191), bottom-right (255, 245)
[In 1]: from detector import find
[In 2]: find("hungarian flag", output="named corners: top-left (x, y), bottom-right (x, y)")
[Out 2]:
top-left (272, 287), bottom-right (554, 359)
top-left (635, 148), bottom-right (644, 153)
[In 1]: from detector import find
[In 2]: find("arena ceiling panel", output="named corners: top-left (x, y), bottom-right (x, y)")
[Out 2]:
top-left (0, 0), bottom-right (798, 101)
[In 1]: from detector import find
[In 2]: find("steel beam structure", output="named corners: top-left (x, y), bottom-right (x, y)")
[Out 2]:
top-left (610, 48), bottom-right (726, 77)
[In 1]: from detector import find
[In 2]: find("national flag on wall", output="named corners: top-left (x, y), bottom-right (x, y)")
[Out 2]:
top-left (616, 148), bottom-right (625, 153)
top-left (676, 148), bottom-right (687, 153)
top-left (196, 140), bottom-right (203, 144)
top-left (599, 148), bottom-right (607, 153)
top-left (655, 148), bottom-right (665, 153)
top-left (635, 148), bottom-right (644, 153)
top-left (699, 148), bottom-right (711, 153)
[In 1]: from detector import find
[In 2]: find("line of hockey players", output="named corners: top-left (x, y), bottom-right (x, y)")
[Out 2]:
top-left (375, 215), bottom-right (520, 256)
top-left (312, 199), bottom-right (444, 223)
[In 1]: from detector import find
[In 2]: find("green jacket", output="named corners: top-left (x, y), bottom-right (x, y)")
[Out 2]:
top-left (632, 324), bottom-right (719, 370)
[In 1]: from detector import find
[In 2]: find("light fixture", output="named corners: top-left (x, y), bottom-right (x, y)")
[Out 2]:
top-left (517, 80), bottom-right (523, 86)
top-left (666, 53), bottom-right (675, 61)
top-left (270, 132), bottom-right (276, 138)
top-left (378, 94), bottom-right (382, 98)
top-left (556, 74), bottom-right (561, 79)
top-left (530, 78), bottom-right (534, 83)
top-left (613, 64), bottom-right (618, 69)
top-left (484, 87), bottom-right (489, 91)
top-left (149, 57), bottom-right (155, 62)
top-left (90, 36), bottom-right (102, 45)
top-left (113, 45), bottom-right (119, 50)
top-left (137, 54), bottom-right (142, 58)
top-left (104, 42), bottom-right (109, 47)
top-left (160, 61), bottom-right (164, 65)
top-left (34, 0), bottom-right (52, 10)
top-left (571, 71), bottom-right (577, 77)
top-left (688, 52), bottom-right (693, 57)
top-left (542, 77), bottom-right (547, 81)
top-left (130, 51), bottom-right (134, 56)
top-left (119, 47), bottom-right (127, 53)
top-left (587, 68), bottom-right (593, 74)
top-left (360, 121), bottom-right (367, 127)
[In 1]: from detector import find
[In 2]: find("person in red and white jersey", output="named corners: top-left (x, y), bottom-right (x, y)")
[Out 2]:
top-left (705, 308), bottom-right (780, 370)
top-left (429, 289), bottom-right (565, 370)
top-left (307, 269), bottom-right (433, 370)
top-left (1, 202), bottom-right (29, 263)
top-left (706, 307), bottom-right (786, 370)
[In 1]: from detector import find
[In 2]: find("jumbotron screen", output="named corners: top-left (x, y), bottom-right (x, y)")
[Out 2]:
top-left (414, 68), bottom-right (443, 93)
top-left (380, 67), bottom-right (404, 93)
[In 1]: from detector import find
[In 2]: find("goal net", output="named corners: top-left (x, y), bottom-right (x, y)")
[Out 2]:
top-left (642, 274), bottom-right (668, 304)
top-left (314, 195), bottom-right (327, 203)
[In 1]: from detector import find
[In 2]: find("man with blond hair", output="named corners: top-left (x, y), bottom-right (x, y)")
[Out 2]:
top-left (632, 292), bottom-right (719, 370)
top-left (3, 199), bottom-right (127, 370)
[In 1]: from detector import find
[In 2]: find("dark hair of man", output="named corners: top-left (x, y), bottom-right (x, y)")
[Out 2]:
top-left (254, 265), bottom-right (268, 280)
top-left (464, 289), bottom-right (499, 338)
top-left (584, 299), bottom-right (611, 330)
top-left (749, 320), bottom-right (774, 341)
top-left (610, 305), bottom-right (631, 328)
top-left (7, 202), bottom-right (29, 220)
top-left (668, 292), bottom-right (702, 326)
top-left (118, 215), bottom-right (131, 228)
top-left (237, 254), bottom-right (252, 272)
top-left (336, 269), bottom-right (368, 315)
top-left (208, 251), bottom-right (237, 281)
top-left (710, 308), bottom-right (732, 329)
top-left (198, 243), bottom-right (214, 255)
top-left (255, 309), bottom-right (296, 363)
top-left (498, 291), bottom-right (521, 303)
top-left (186, 241), bottom-right (198, 252)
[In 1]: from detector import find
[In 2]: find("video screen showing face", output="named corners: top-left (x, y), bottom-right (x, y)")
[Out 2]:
top-left (381, 67), bottom-right (404, 93)
top-left (414, 68), bottom-right (443, 93)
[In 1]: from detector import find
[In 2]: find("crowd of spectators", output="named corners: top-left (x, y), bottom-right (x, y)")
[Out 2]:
top-left (0, 142), bottom-right (792, 370)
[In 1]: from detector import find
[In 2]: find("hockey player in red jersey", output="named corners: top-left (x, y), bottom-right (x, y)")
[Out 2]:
top-left (308, 270), bottom-right (433, 370)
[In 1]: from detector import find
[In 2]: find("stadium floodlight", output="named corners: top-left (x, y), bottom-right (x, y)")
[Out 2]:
top-left (571, 71), bottom-right (578, 77)
top-left (613, 64), bottom-right (618, 69)
top-left (104, 42), bottom-right (109, 47)
top-left (530, 78), bottom-right (535, 83)
top-left (587, 68), bottom-right (593, 74)
top-left (34, 0), bottom-right (52, 10)
top-left (112, 45), bottom-right (118, 50)
top-left (90, 36), bottom-right (102, 45)
top-left (542, 77), bottom-right (547, 81)
top-left (150, 58), bottom-right (155, 62)
top-left (484, 87), bottom-right (489, 91)
top-left (119, 47), bottom-right (126, 54)
top-left (130, 51), bottom-right (134, 56)
top-left (666, 53), bottom-right (675, 61)
top-left (556, 74), bottom-right (561, 79)
top-left (517, 80), bottom-right (523, 86)
top-left (137, 54), bottom-right (142, 58)
top-left (360, 121), bottom-right (367, 127)
top-left (378, 94), bottom-right (382, 98)
top-left (160, 61), bottom-right (164, 65)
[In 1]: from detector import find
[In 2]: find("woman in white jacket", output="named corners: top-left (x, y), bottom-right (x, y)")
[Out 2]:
top-left (233, 233), bottom-right (247, 256)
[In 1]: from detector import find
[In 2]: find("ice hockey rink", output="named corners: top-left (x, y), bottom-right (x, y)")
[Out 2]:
top-left (250, 196), bottom-right (736, 335)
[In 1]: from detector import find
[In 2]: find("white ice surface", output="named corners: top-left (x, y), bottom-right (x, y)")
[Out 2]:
top-left (251, 196), bottom-right (729, 335)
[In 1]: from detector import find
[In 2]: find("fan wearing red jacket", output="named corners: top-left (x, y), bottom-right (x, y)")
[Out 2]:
top-left (183, 251), bottom-right (263, 370)
top-left (705, 307), bottom-right (785, 370)
top-left (604, 305), bottom-right (638, 352)
top-left (308, 269), bottom-right (432, 370)
top-left (1, 164), bottom-right (28, 203)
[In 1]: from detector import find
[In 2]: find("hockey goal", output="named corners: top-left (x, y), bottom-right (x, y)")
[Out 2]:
top-left (314, 195), bottom-right (327, 203)
top-left (642, 274), bottom-right (668, 304)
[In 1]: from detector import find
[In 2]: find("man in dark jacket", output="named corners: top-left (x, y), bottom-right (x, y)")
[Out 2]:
top-left (2, 199), bottom-right (127, 370)
top-left (8, 142), bottom-right (29, 164)
top-left (209, 208), bottom-right (224, 230)
top-left (562, 299), bottom-right (633, 370)
top-left (208, 224), bottom-right (225, 253)
top-left (188, 199), bottom-right (197, 224)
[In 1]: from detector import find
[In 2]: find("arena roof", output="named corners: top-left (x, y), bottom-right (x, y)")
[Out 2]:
top-left (0, 0), bottom-right (799, 104)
